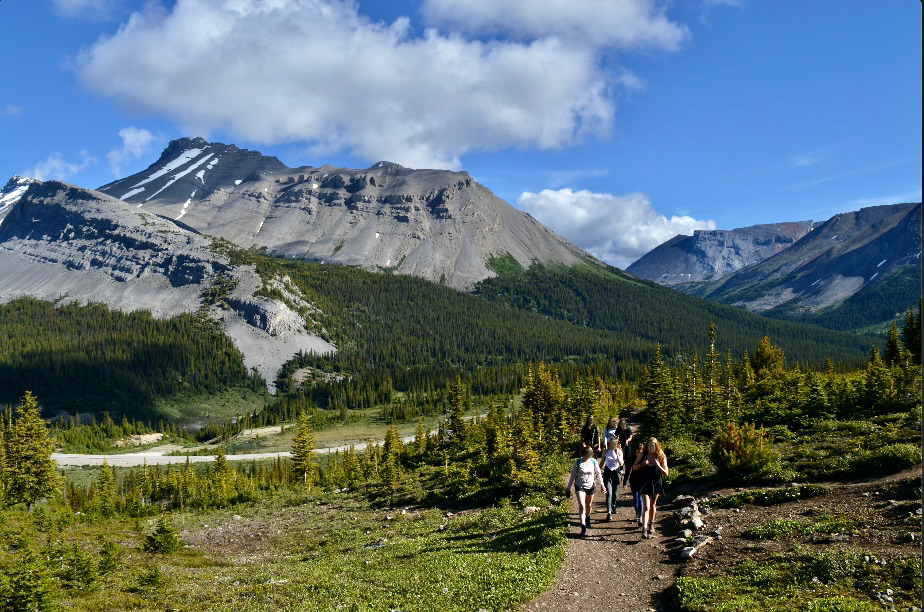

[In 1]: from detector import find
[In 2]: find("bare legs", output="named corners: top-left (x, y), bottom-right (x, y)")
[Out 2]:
top-left (575, 489), bottom-right (595, 535)
top-left (641, 493), bottom-right (660, 538)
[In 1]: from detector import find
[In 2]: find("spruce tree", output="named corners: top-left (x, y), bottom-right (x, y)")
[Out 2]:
top-left (95, 459), bottom-right (117, 517)
top-left (445, 377), bottom-right (469, 450)
top-left (902, 302), bottom-right (921, 365)
top-left (291, 411), bottom-right (317, 487)
top-left (885, 322), bottom-right (903, 366)
top-left (5, 391), bottom-right (59, 509)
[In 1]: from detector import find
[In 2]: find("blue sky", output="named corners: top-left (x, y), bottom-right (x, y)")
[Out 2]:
top-left (0, 0), bottom-right (920, 267)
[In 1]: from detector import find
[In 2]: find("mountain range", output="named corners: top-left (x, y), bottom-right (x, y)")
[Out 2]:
top-left (628, 203), bottom-right (921, 331)
top-left (97, 137), bottom-right (587, 290)
top-left (0, 137), bottom-right (903, 408)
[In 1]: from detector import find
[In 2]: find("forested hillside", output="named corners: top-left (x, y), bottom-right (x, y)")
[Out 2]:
top-left (0, 298), bottom-right (260, 417)
top-left (0, 246), bottom-right (879, 421)
top-left (472, 260), bottom-right (874, 365)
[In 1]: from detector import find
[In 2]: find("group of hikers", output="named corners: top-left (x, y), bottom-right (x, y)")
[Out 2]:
top-left (565, 416), bottom-right (668, 539)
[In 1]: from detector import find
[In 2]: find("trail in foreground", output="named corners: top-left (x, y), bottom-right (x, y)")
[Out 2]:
top-left (526, 487), bottom-right (677, 612)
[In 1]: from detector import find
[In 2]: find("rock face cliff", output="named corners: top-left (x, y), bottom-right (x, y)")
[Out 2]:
top-left (681, 203), bottom-right (922, 316)
top-left (626, 221), bottom-right (816, 285)
top-left (0, 179), bottom-right (334, 386)
top-left (98, 138), bottom-right (589, 289)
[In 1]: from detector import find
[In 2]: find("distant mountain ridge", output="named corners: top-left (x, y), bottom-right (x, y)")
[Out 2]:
top-left (678, 202), bottom-right (922, 330)
top-left (627, 221), bottom-right (817, 285)
top-left (98, 137), bottom-right (590, 289)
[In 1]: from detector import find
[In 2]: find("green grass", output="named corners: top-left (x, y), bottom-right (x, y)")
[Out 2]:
top-left (708, 485), bottom-right (829, 509)
top-left (674, 548), bottom-right (921, 611)
top-left (1, 488), bottom-right (566, 611)
top-left (152, 387), bottom-right (272, 423)
top-left (745, 512), bottom-right (857, 540)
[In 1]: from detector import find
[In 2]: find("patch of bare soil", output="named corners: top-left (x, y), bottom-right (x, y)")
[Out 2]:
top-left (113, 432), bottom-right (164, 447)
top-left (678, 470), bottom-right (922, 580)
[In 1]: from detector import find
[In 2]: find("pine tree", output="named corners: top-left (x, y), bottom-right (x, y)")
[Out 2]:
top-left (5, 391), bottom-right (60, 509)
top-left (291, 411), bottom-right (317, 487)
top-left (445, 377), bottom-right (469, 450)
top-left (381, 423), bottom-right (402, 492)
top-left (414, 418), bottom-right (427, 456)
top-left (902, 302), bottom-right (921, 365)
top-left (95, 459), bottom-right (117, 517)
top-left (7, 547), bottom-right (57, 610)
top-left (885, 322), bottom-right (903, 366)
top-left (702, 323), bottom-right (723, 425)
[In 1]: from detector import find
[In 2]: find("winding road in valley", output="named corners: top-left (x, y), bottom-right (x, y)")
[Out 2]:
top-left (52, 435), bottom-right (418, 467)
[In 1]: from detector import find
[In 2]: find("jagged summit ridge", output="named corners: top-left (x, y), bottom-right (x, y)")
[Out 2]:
top-left (99, 138), bottom-right (589, 289)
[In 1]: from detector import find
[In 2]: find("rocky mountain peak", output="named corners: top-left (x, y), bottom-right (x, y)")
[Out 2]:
top-left (0, 176), bottom-right (38, 227)
top-left (97, 138), bottom-right (588, 289)
top-left (627, 220), bottom-right (816, 285)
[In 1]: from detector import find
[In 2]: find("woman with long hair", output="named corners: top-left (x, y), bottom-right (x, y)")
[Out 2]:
top-left (624, 442), bottom-right (645, 526)
top-left (580, 415), bottom-right (601, 457)
top-left (566, 445), bottom-right (606, 536)
top-left (634, 437), bottom-right (668, 539)
top-left (600, 437), bottom-right (624, 521)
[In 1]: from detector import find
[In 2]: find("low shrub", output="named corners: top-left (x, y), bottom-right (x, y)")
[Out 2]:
top-left (710, 422), bottom-right (778, 484)
top-left (143, 516), bottom-right (182, 554)
top-left (806, 546), bottom-right (864, 583)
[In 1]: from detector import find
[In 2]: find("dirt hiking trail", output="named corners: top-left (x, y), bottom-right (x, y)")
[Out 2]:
top-left (526, 487), bottom-right (677, 612)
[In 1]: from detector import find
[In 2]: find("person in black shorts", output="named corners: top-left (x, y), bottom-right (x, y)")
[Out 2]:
top-left (634, 437), bottom-right (669, 539)
top-left (565, 446), bottom-right (606, 536)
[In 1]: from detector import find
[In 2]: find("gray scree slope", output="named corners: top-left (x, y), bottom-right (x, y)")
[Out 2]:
top-left (98, 137), bottom-right (590, 289)
top-left (0, 179), bottom-right (334, 386)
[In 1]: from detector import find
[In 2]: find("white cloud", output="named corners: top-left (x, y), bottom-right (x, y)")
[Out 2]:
top-left (24, 151), bottom-right (96, 182)
top-left (1, 105), bottom-right (23, 117)
top-left (106, 127), bottom-right (156, 177)
top-left (76, 0), bottom-right (684, 169)
top-left (53, 0), bottom-right (117, 19)
top-left (423, 0), bottom-right (688, 50)
top-left (517, 188), bottom-right (715, 268)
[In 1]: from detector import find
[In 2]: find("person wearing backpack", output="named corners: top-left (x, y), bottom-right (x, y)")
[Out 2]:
top-left (565, 446), bottom-right (606, 536)
top-left (600, 437), bottom-right (624, 521)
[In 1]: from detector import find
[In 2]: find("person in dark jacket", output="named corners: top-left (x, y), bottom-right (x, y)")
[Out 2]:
top-left (580, 415), bottom-right (601, 457)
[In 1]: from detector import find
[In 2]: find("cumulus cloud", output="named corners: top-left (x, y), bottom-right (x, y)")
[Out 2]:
top-left (76, 0), bottom-right (684, 169)
top-left (422, 0), bottom-right (688, 50)
top-left (24, 151), bottom-right (96, 182)
top-left (517, 188), bottom-right (715, 269)
top-left (107, 127), bottom-right (156, 177)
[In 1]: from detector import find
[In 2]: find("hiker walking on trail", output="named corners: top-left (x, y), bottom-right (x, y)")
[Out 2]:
top-left (580, 415), bottom-right (601, 457)
top-left (603, 417), bottom-right (619, 451)
top-left (566, 446), bottom-right (606, 536)
top-left (624, 442), bottom-right (645, 525)
top-left (600, 437), bottom-right (624, 521)
top-left (616, 419), bottom-right (633, 456)
top-left (635, 437), bottom-right (669, 539)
